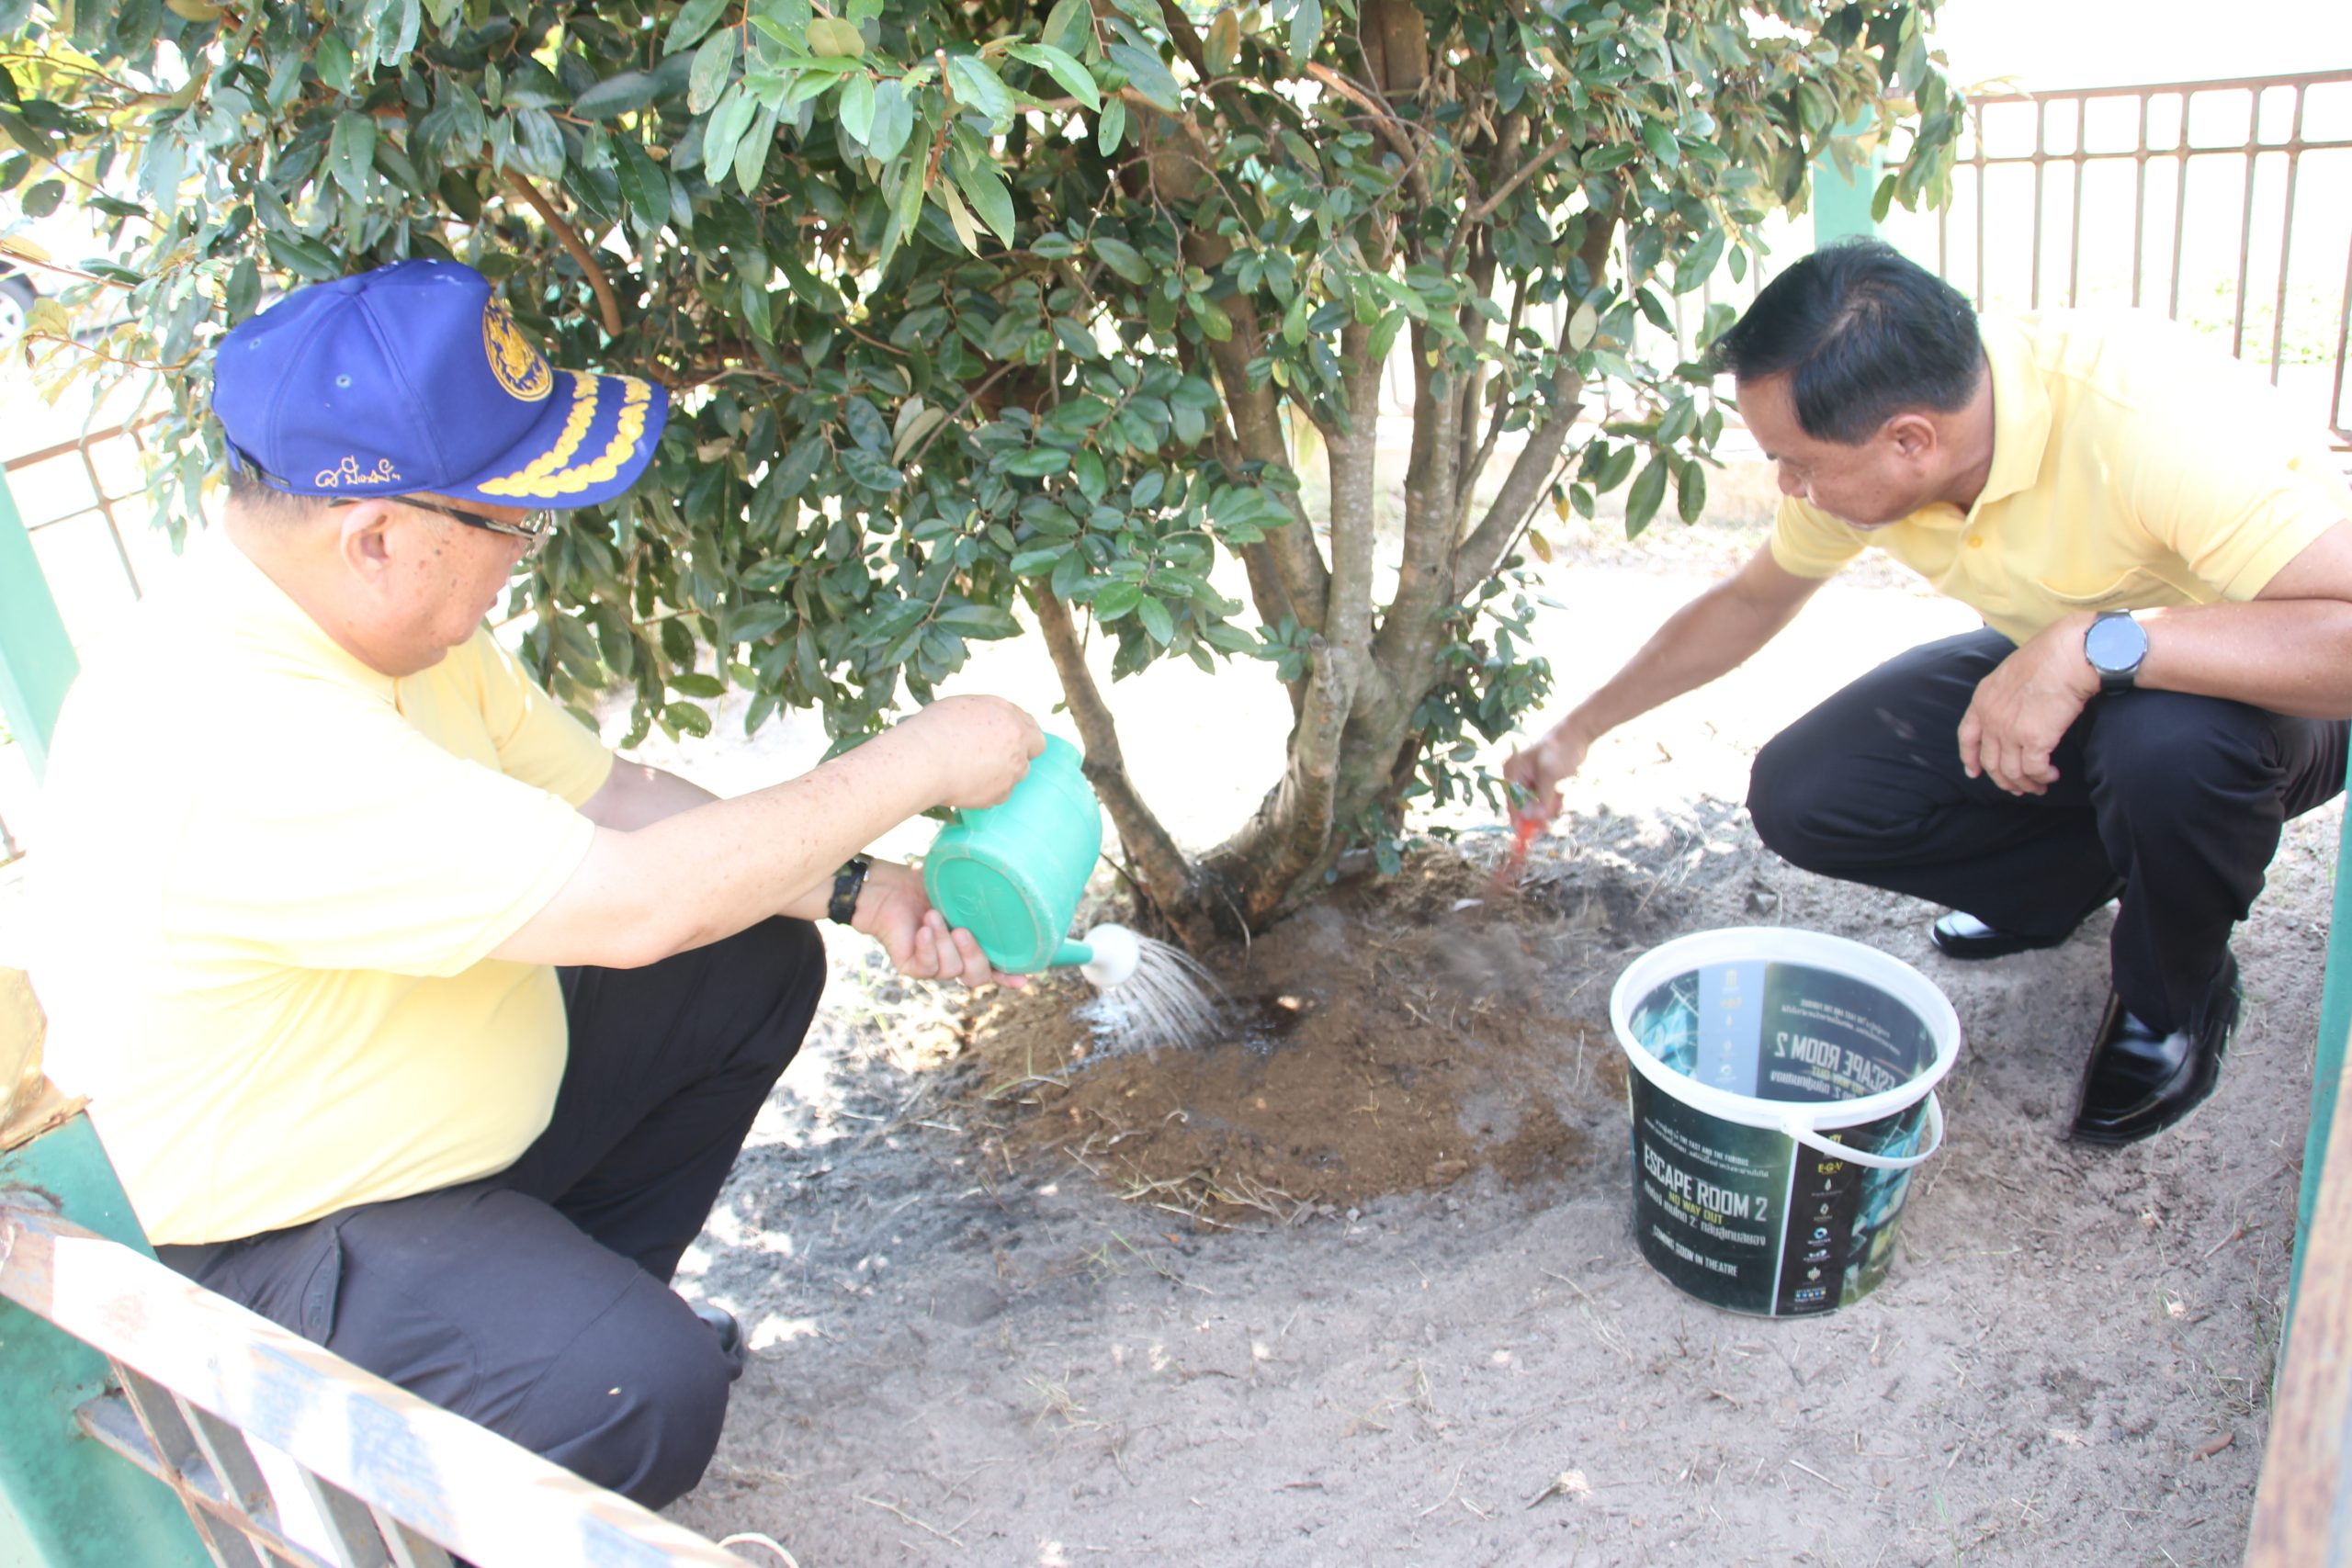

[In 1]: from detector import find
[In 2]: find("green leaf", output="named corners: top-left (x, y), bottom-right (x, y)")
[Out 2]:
top-left (807, 17), bottom-right (865, 57)
top-left (1567, 300), bottom-right (1599, 352)
top-left (1093, 581), bottom-right (1143, 621)
top-left (671, 671), bottom-right (727, 698)
top-left (574, 71), bottom-right (662, 120)
top-left (19, 177), bottom-right (60, 218)
top-left (1009, 42), bottom-right (1099, 111)
top-left (866, 78), bottom-right (914, 160)
top-left (1104, 44), bottom-right (1179, 113)
top-left (1002, 446), bottom-right (1069, 478)
top-left (666, 0), bottom-right (730, 53)
top-left (841, 448), bottom-right (905, 491)
top-left (1043, 0), bottom-right (1090, 51)
top-left (934, 603), bottom-right (1023, 638)
top-left (665, 701), bottom-right (715, 739)
top-left (616, 138), bottom-right (669, 231)
top-left (1287, 0), bottom-right (1322, 65)
top-left (1677, 457), bottom-right (1709, 524)
top-left (1136, 594), bottom-right (1174, 644)
top-left (734, 103), bottom-right (780, 192)
top-left (1584, 141), bottom-right (1640, 172)
top-left (1640, 117), bottom-right (1680, 169)
top-left (688, 28), bottom-right (737, 116)
top-left (225, 256), bottom-right (260, 321)
top-left (1092, 234), bottom-right (1149, 285)
top-left (1624, 454), bottom-right (1670, 538)
top-left (1010, 546), bottom-right (1068, 576)
top-left (702, 84), bottom-right (754, 176)
top-left (1673, 228), bottom-right (1725, 296)
top-left (329, 112), bottom-right (375, 197)
top-left (838, 71), bottom-right (876, 145)
top-left (741, 271), bottom-right (775, 341)
top-left (727, 604), bottom-right (794, 644)
top-left (953, 159), bottom-right (1015, 244)
top-left (944, 52), bottom-right (1012, 123)
top-left (1098, 95), bottom-right (1126, 155)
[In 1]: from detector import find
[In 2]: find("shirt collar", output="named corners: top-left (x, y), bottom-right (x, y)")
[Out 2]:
top-left (1969, 315), bottom-right (2051, 516)
top-left (207, 532), bottom-right (400, 702)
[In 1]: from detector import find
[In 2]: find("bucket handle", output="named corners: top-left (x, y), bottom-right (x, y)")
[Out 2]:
top-left (1780, 1091), bottom-right (1945, 1172)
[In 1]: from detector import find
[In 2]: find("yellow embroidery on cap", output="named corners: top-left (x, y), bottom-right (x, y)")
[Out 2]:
top-left (478, 374), bottom-right (654, 497)
top-left (482, 298), bottom-right (554, 402)
top-left (313, 456), bottom-right (402, 488)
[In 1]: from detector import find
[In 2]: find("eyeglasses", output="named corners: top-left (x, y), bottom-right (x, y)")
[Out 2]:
top-left (396, 496), bottom-right (556, 544)
top-left (321, 494), bottom-right (555, 551)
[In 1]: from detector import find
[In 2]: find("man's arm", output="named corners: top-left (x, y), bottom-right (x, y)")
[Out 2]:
top-left (1958, 518), bottom-right (2352, 795)
top-left (579, 760), bottom-right (718, 829)
top-left (1505, 544), bottom-right (1828, 815)
top-left (490, 694), bottom-right (1041, 971)
top-left (572, 754), bottom-right (1004, 982)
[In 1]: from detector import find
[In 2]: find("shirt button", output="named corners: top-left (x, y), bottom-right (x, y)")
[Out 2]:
top-left (1966, 536), bottom-right (1984, 548)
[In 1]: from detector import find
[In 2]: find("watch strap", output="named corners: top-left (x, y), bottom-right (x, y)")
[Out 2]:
top-left (827, 856), bottom-right (871, 926)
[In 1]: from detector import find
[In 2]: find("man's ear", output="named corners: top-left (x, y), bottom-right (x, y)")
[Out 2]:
top-left (334, 499), bottom-right (399, 581)
top-left (1883, 410), bottom-right (1939, 462)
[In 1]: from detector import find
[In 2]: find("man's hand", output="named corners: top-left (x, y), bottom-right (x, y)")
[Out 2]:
top-left (851, 859), bottom-right (1023, 988)
top-left (896, 695), bottom-right (1046, 809)
top-left (1957, 615), bottom-right (2101, 795)
top-left (1503, 719), bottom-right (1596, 824)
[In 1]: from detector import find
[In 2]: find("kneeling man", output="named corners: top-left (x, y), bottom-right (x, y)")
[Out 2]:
top-left (1510, 241), bottom-right (2352, 1145)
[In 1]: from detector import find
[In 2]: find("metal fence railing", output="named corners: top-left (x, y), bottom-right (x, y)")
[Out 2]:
top-left (1921, 69), bottom-right (2352, 448)
top-left (0, 415), bottom-right (158, 867)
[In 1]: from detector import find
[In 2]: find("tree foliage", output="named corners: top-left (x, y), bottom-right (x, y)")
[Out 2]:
top-left (3, 0), bottom-right (1962, 938)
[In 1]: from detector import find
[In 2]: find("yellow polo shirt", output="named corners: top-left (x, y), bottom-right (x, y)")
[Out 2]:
top-left (32, 536), bottom-right (612, 1246)
top-left (1770, 310), bottom-right (2352, 643)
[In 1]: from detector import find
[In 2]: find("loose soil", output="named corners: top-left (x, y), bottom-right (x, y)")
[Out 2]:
top-left (952, 856), bottom-right (1618, 1227)
top-left (628, 485), bottom-right (2328, 1567)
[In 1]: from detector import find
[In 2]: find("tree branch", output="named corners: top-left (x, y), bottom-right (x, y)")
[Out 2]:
top-left (1303, 62), bottom-right (1430, 203)
top-left (1025, 586), bottom-right (1205, 935)
top-left (1198, 632), bottom-right (1351, 928)
top-left (1455, 215), bottom-right (1622, 587)
top-left (1184, 233), bottom-right (1332, 633)
top-left (505, 172), bottom-right (622, 338)
top-left (1445, 126), bottom-right (1580, 272)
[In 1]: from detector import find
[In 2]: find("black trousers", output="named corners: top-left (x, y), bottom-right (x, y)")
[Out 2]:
top-left (1747, 628), bottom-right (2346, 1033)
top-left (157, 917), bottom-right (825, 1509)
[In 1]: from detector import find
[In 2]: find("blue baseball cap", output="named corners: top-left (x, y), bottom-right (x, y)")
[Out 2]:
top-left (213, 258), bottom-right (668, 511)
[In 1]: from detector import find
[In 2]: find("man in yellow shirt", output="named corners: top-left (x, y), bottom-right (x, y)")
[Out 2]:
top-left (33, 259), bottom-right (1044, 1507)
top-left (1509, 241), bottom-right (2352, 1146)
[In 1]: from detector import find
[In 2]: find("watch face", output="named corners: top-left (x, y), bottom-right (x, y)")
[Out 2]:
top-left (2085, 613), bottom-right (2148, 674)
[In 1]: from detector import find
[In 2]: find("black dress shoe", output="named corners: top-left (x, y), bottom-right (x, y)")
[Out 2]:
top-left (693, 1302), bottom-right (748, 1381)
top-left (1928, 910), bottom-right (2075, 960)
top-left (1929, 878), bottom-right (2127, 961)
top-left (2071, 953), bottom-right (2241, 1145)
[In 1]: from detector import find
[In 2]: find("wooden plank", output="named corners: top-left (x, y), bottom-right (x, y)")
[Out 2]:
top-left (2248, 1035), bottom-right (2352, 1564)
top-left (0, 1205), bottom-right (748, 1568)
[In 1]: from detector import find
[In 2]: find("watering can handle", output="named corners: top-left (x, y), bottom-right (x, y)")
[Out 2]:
top-left (1781, 1091), bottom-right (1945, 1172)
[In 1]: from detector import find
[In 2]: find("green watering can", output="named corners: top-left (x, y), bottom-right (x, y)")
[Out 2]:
top-left (922, 735), bottom-right (1140, 986)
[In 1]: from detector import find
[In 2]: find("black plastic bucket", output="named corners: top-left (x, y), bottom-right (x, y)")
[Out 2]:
top-left (1608, 928), bottom-right (1962, 1317)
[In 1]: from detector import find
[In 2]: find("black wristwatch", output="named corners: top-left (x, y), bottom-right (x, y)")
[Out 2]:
top-left (2084, 610), bottom-right (2149, 694)
top-left (827, 856), bottom-right (871, 925)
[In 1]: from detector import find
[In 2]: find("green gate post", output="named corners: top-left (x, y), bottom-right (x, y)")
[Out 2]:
top-left (0, 1112), bottom-right (211, 1566)
top-left (1811, 116), bottom-right (1886, 248)
top-left (0, 470), bottom-right (80, 781)
top-left (2284, 766), bottom-right (2352, 1357)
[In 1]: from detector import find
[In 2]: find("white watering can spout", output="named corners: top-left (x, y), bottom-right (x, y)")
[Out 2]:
top-left (1076, 922), bottom-right (1141, 988)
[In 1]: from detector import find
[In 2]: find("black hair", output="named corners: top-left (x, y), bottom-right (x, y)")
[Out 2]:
top-left (1709, 240), bottom-right (1983, 445)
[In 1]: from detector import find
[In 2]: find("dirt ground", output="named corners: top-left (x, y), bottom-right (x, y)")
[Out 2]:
top-left (638, 484), bottom-right (2333, 1568)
